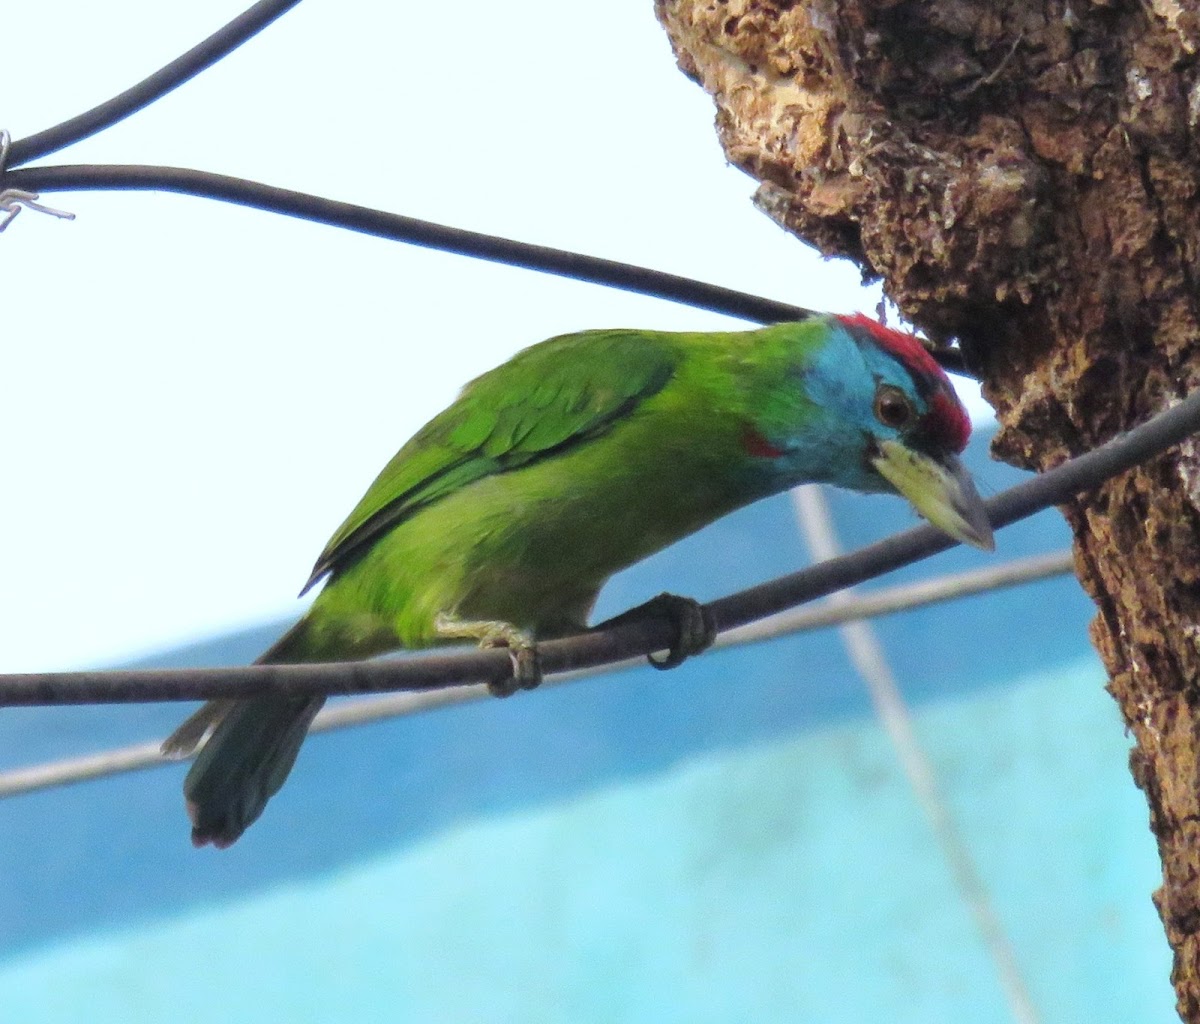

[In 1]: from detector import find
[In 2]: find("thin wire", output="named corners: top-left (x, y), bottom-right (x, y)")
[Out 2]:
top-left (5, 164), bottom-right (970, 376)
top-left (0, 550), bottom-right (1074, 799)
top-left (0, 383), bottom-right (1193, 707)
top-left (792, 485), bottom-right (1041, 1024)
top-left (0, 132), bottom-right (76, 231)
top-left (721, 549), bottom-right (1072, 644)
top-left (5, 0), bottom-right (304, 168)
top-left (5, 164), bottom-right (841, 348)
top-left (1, 2), bottom-right (970, 377)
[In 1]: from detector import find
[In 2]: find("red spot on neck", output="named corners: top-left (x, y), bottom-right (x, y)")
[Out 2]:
top-left (740, 423), bottom-right (785, 459)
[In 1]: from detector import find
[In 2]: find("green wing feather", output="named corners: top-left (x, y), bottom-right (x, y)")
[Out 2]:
top-left (299, 330), bottom-right (678, 594)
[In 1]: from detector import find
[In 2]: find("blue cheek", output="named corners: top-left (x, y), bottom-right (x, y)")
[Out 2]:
top-left (757, 426), bottom-right (877, 493)
top-left (760, 329), bottom-right (925, 494)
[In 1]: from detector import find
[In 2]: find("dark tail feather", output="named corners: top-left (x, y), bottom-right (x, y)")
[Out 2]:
top-left (162, 617), bottom-right (326, 848)
top-left (181, 693), bottom-right (324, 848)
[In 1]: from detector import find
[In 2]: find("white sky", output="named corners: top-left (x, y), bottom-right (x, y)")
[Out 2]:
top-left (1, 0), bottom-right (994, 671)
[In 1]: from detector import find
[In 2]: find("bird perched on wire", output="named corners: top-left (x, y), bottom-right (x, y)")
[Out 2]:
top-left (164, 314), bottom-right (993, 848)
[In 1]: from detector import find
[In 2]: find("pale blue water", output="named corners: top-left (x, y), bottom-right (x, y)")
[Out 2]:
top-left (0, 436), bottom-right (1176, 1021)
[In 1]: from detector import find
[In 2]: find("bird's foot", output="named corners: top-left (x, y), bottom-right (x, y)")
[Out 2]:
top-left (434, 612), bottom-right (541, 697)
top-left (598, 592), bottom-right (716, 671)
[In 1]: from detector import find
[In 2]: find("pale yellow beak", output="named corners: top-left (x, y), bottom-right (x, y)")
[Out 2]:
top-left (871, 439), bottom-right (995, 551)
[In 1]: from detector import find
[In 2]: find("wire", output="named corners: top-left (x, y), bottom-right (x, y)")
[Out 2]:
top-left (0, 375), bottom-right (1188, 709)
top-left (5, 163), bottom-right (846, 341)
top-left (0, 131), bottom-right (76, 230)
top-left (4, 162), bottom-right (971, 376)
top-left (1, 0), bottom-right (971, 377)
top-left (792, 484), bottom-right (1041, 1024)
top-left (5, 0), bottom-right (304, 168)
top-left (721, 549), bottom-right (1073, 643)
top-left (0, 550), bottom-right (1074, 799)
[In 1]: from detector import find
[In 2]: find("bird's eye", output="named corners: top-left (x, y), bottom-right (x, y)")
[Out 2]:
top-left (873, 385), bottom-right (914, 430)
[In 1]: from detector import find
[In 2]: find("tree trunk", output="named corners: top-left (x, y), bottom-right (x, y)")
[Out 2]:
top-left (655, 0), bottom-right (1200, 1015)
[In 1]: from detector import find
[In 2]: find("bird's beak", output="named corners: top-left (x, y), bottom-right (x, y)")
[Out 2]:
top-left (871, 439), bottom-right (995, 551)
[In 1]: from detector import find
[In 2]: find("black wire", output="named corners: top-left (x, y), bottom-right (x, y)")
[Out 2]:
top-left (2, 386), bottom-right (1197, 708)
top-left (6, 0), bottom-right (303, 168)
top-left (1, 0), bottom-right (969, 376)
top-left (8, 164), bottom-right (813, 323)
top-left (5, 163), bottom-right (972, 376)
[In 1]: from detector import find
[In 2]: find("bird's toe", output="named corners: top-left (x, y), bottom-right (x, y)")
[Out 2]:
top-left (483, 627), bottom-right (542, 696)
top-left (642, 593), bottom-right (716, 670)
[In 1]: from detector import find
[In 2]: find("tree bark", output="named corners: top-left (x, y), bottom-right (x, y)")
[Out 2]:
top-left (655, 0), bottom-right (1200, 1015)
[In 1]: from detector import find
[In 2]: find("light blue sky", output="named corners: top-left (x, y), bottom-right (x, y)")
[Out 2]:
top-left (2, 0), bottom-right (994, 671)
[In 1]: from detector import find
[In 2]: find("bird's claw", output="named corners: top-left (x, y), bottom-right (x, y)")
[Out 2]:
top-left (644, 593), bottom-right (716, 670)
top-left (598, 592), bottom-right (715, 671)
top-left (434, 612), bottom-right (542, 698)
top-left (490, 641), bottom-right (541, 698)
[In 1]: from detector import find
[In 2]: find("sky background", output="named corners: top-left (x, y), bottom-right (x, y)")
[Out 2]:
top-left (2, 0), bottom-right (994, 671)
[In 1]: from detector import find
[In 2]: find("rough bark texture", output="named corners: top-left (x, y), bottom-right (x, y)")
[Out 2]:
top-left (655, 0), bottom-right (1200, 1015)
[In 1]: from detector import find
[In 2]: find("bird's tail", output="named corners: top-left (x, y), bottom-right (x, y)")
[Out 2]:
top-left (161, 617), bottom-right (326, 849)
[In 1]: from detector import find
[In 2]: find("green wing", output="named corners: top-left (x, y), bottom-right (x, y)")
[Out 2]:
top-left (300, 330), bottom-right (679, 593)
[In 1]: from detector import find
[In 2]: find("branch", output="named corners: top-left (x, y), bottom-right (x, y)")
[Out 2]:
top-left (6, 0), bottom-right (303, 167)
top-left (1, 387), bottom-right (1196, 708)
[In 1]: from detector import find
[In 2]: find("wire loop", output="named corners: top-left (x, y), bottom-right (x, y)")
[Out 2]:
top-left (0, 131), bottom-right (77, 231)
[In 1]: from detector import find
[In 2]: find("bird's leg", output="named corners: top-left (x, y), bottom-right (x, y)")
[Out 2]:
top-left (593, 592), bottom-right (716, 670)
top-left (434, 612), bottom-right (541, 697)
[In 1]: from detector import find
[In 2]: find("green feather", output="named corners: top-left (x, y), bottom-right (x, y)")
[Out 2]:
top-left (302, 330), bottom-right (677, 592)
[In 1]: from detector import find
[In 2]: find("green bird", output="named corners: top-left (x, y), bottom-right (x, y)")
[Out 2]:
top-left (165, 314), bottom-right (992, 847)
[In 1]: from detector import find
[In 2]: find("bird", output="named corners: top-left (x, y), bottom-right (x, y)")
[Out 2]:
top-left (163, 314), bottom-right (993, 848)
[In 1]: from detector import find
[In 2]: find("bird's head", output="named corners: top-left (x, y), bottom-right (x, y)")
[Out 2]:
top-left (772, 314), bottom-right (994, 551)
